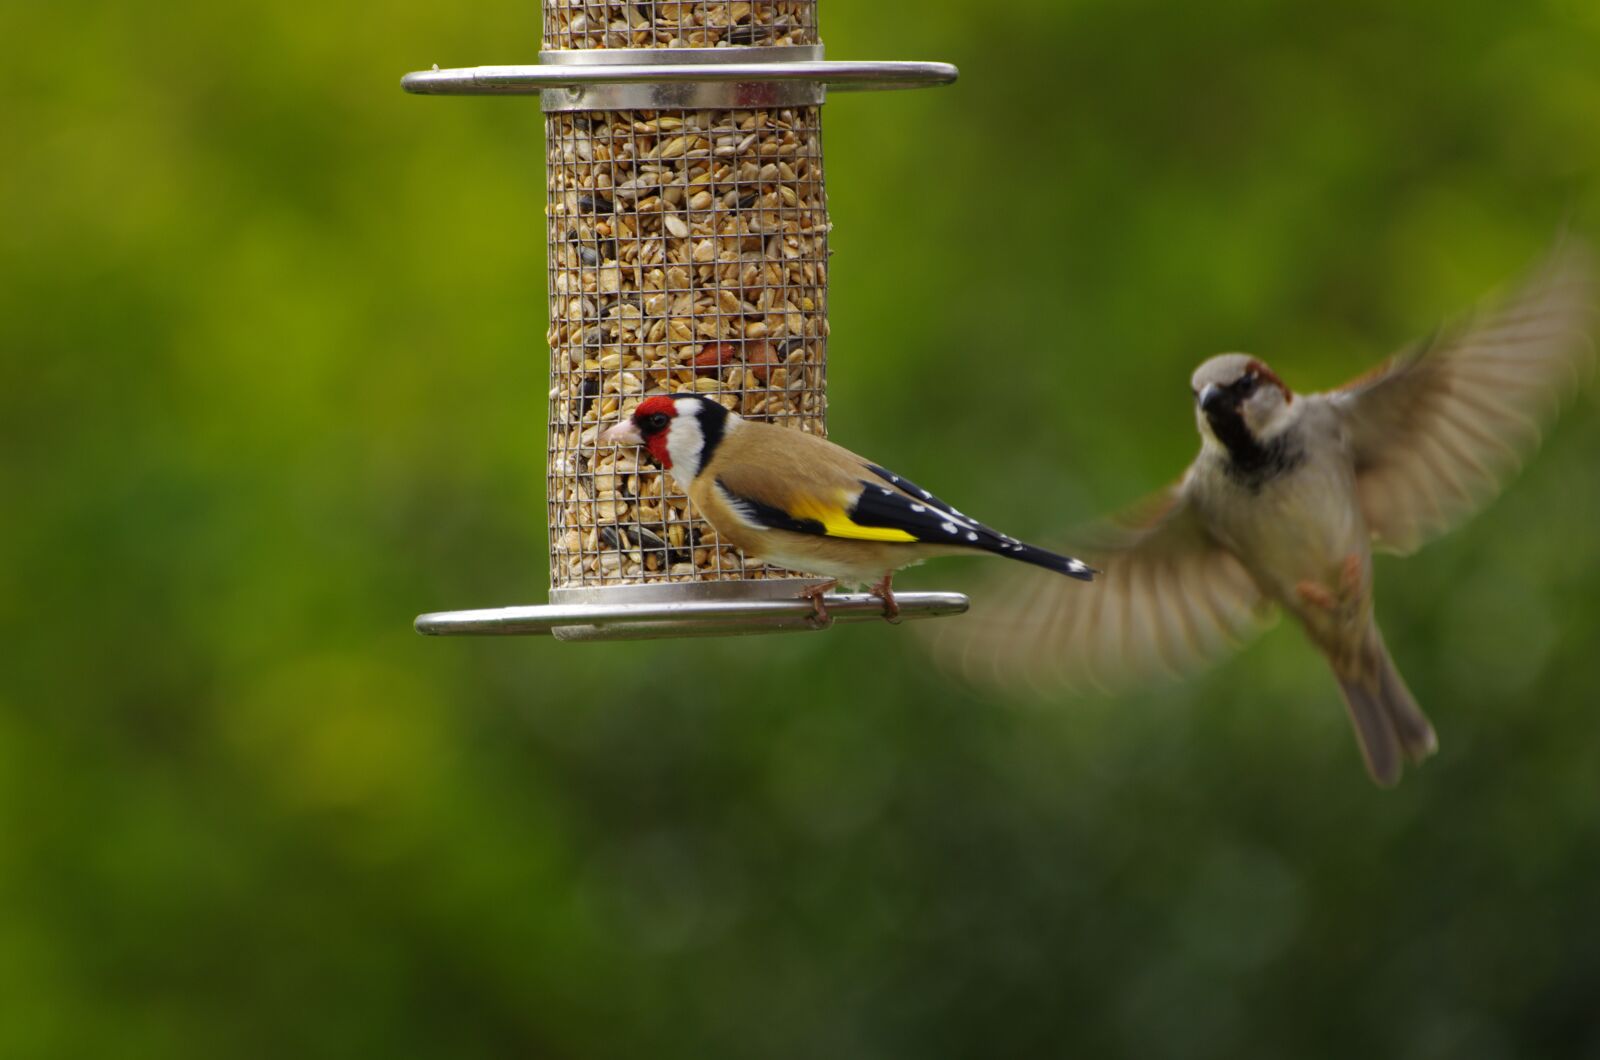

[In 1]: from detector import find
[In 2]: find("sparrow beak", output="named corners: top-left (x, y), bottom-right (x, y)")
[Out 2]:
top-left (1198, 383), bottom-right (1225, 415)
top-left (601, 420), bottom-right (643, 446)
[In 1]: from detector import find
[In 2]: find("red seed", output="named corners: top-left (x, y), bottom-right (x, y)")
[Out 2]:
top-left (693, 342), bottom-right (739, 376)
top-left (745, 339), bottom-right (779, 383)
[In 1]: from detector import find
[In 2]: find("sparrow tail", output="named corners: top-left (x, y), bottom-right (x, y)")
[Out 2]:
top-left (1334, 623), bottom-right (1438, 786)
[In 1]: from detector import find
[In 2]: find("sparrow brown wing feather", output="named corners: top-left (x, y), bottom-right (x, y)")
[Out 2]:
top-left (1331, 241), bottom-right (1597, 555)
top-left (935, 482), bottom-right (1276, 694)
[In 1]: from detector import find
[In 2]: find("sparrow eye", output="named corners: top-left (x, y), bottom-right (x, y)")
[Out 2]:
top-left (1239, 374), bottom-right (1259, 395)
top-left (643, 412), bottom-right (671, 432)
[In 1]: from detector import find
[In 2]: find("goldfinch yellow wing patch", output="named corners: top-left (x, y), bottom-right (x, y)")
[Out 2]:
top-left (714, 478), bottom-right (917, 543)
top-left (789, 495), bottom-right (919, 542)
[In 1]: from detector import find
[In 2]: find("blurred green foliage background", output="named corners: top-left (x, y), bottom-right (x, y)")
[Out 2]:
top-left (4, 0), bottom-right (1600, 1056)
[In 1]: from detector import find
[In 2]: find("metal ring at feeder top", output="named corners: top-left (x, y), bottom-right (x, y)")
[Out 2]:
top-left (538, 44), bottom-right (825, 67)
top-left (400, 59), bottom-right (960, 111)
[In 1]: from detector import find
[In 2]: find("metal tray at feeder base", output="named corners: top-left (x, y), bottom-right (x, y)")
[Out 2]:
top-left (415, 581), bottom-right (970, 641)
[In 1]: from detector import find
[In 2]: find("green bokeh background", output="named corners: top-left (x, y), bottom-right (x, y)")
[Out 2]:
top-left (5, 1), bottom-right (1600, 1056)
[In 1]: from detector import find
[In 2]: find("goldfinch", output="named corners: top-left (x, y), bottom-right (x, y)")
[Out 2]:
top-left (934, 242), bottom-right (1595, 785)
top-left (600, 397), bottom-right (1094, 622)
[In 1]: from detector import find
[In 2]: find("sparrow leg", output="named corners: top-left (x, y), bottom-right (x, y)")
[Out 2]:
top-left (869, 572), bottom-right (902, 624)
top-left (1340, 553), bottom-right (1365, 598)
top-left (1296, 580), bottom-right (1338, 612)
top-left (798, 579), bottom-right (838, 628)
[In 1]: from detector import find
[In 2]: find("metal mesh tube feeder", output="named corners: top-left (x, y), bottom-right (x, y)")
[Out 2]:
top-left (405, 0), bottom-right (962, 641)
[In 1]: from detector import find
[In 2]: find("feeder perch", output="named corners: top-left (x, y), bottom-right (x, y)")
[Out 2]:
top-left (406, 1), bottom-right (964, 640)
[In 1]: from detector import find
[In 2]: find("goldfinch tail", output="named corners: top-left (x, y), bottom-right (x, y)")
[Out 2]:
top-left (845, 469), bottom-right (1096, 581)
top-left (980, 538), bottom-right (1097, 581)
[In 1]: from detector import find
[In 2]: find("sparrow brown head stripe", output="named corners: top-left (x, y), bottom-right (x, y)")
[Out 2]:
top-left (1246, 358), bottom-right (1292, 402)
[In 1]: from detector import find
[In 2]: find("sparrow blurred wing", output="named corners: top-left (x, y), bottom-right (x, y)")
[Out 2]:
top-left (934, 483), bottom-right (1275, 693)
top-left (1331, 242), bottom-right (1596, 555)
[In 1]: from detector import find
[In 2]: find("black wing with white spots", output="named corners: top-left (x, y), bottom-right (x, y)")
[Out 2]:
top-left (863, 464), bottom-right (970, 519)
top-left (852, 474), bottom-right (1096, 580)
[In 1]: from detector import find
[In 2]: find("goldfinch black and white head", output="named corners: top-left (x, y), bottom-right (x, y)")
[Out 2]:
top-left (601, 394), bottom-right (733, 488)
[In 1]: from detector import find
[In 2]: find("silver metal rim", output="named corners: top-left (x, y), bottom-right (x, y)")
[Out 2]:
top-left (549, 580), bottom-right (831, 606)
top-left (538, 45), bottom-right (824, 67)
top-left (540, 80), bottom-right (821, 111)
top-left (415, 587), bottom-right (970, 642)
top-left (400, 59), bottom-right (960, 97)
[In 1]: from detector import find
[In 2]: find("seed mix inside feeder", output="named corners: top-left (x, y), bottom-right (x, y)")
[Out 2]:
top-left (406, 0), bottom-right (963, 640)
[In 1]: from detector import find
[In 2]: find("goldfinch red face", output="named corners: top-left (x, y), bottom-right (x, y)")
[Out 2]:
top-left (602, 395), bottom-right (679, 467)
top-left (601, 395), bottom-right (730, 486)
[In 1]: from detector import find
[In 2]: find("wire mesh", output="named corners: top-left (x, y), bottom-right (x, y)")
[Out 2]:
top-left (544, 0), bottom-right (828, 592)
top-left (542, 1), bottom-right (819, 51)
top-left (545, 104), bottom-right (829, 589)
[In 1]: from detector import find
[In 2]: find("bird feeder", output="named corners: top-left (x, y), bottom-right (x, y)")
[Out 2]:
top-left (406, 0), bottom-right (965, 640)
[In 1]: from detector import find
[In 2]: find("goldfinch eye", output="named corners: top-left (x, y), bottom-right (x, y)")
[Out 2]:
top-left (644, 412), bottom-right (671, 432)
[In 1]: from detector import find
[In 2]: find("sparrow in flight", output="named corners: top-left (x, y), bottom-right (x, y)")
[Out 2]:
top-left (935, 243), bottom-right (1595, 784)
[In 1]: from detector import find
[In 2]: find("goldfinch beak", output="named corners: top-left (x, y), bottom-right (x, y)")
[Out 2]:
top-left (601, 420), bottom-right (643, 446)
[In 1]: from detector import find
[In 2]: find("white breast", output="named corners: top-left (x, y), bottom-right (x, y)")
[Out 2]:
top-left (1198, 410), bottom-right (1366, 598)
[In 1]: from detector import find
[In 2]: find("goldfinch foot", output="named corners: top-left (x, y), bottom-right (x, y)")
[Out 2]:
top-left (869, 573), bottom-right (902, 624)
top-left (798, 579), bottom-right (838, 628)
